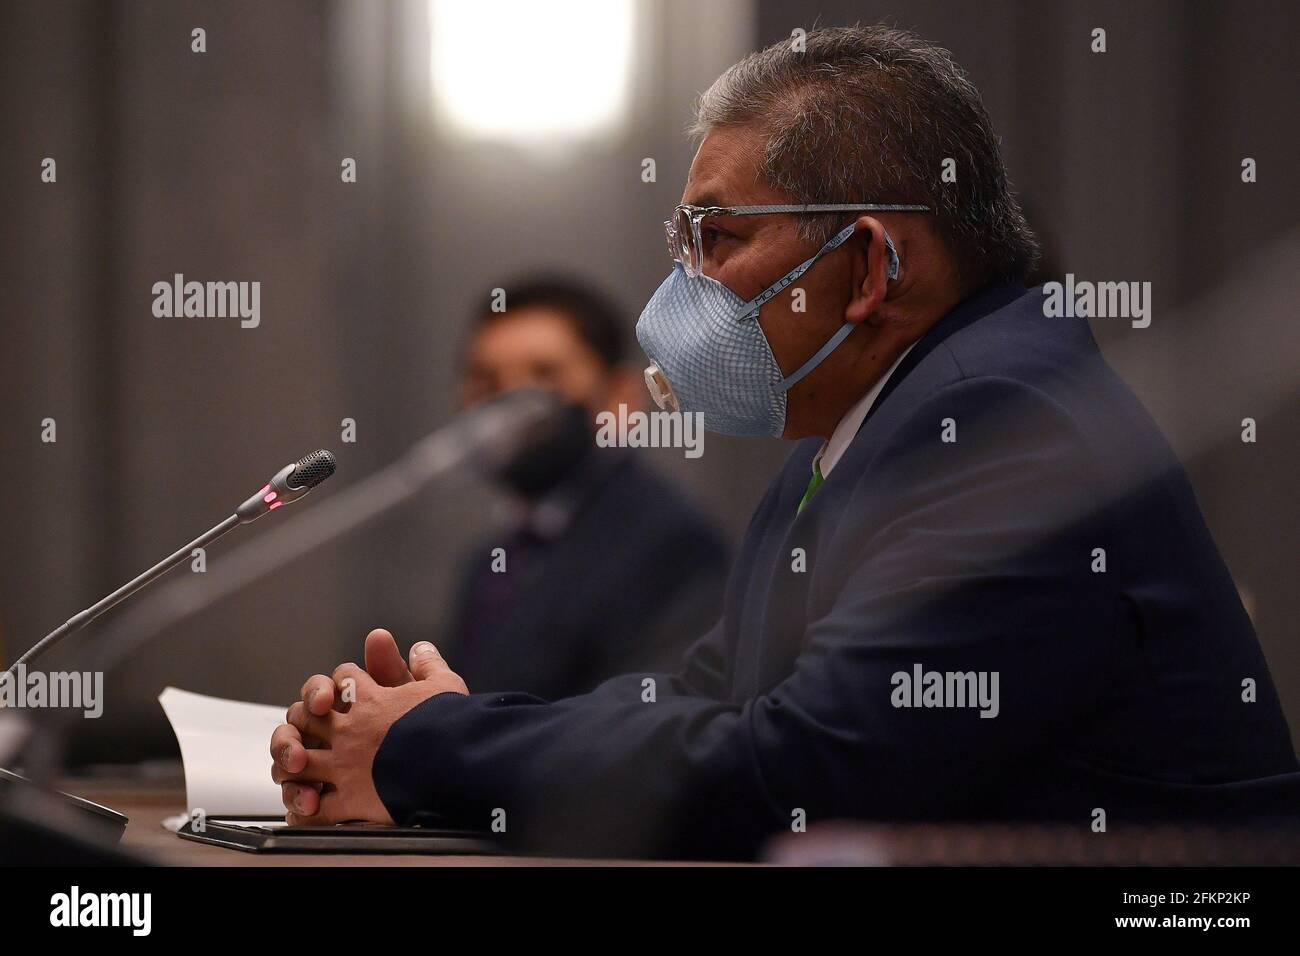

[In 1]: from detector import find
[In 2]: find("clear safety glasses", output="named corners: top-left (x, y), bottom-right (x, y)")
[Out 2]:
top-left (664, 202), bottom-right (930, 278)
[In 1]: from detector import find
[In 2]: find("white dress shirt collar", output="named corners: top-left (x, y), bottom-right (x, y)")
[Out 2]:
top-left (816, 341), bottom-right (917, 477)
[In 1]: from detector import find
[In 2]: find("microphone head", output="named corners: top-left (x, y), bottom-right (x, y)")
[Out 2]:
top-left (237, 449), bottom-right (337, 522)
top-left (286, 449), bottom-right (337, 491)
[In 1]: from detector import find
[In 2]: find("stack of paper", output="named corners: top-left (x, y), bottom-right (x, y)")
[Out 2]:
top-left (158, 686), bottom-right (286, 816)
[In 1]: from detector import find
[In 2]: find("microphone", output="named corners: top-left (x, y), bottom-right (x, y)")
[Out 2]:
top-left (77, 388), bottom-right (567, 681)
top-left (236, 449), bottom-right (338, 522)
top-left (5, 449), bottom-right (336, 675)
top-left (3, 390), bottom-right (563, 856)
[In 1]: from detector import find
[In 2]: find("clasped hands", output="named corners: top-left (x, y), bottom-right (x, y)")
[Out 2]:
top-left (269, 628), bottom-right (468, 825)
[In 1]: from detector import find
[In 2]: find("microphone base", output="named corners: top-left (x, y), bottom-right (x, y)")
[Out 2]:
top-left (0, 766), bottom-right (133, 860)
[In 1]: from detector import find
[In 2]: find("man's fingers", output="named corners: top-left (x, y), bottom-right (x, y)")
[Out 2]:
top-left (316, 788), bottom-right (352, 824)
top-left (270, 723), bottom-right (306, 774)
top-left (300, 673), bottom-right (337, 715)
top-left (365, 628), bottom-right (413, 687)
top-left (409, 642), bottom-right (469, 693)
top-left (332, 661), bottom-right (378, 708)
top-left (409, 641), bottom-right (450, 681)
top-left (286, 788), bottom-right (347, 826)
top-left (271, 746), bottom-right (335, 784)
top-left (286, 701), bottom-right (335, 743)
top-left (282, 781), bottom-right (322, 818)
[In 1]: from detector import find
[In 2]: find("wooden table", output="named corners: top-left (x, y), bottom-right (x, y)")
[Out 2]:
top-left (75, 783), bottom-right (712, 866)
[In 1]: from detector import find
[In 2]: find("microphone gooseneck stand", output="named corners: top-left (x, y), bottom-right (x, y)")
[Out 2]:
top-left (6, 448), bottom-right (338, 677)
top-left (1, 389), bottom-right (564, 862)
top-left (7, 516), bottom-right (240, 676)
top-left (0, 449), bottom-right (339, 861)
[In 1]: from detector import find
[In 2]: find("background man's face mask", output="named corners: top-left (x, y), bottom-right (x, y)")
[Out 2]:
top-left (636, 225), bottom-right (900, 437)
top-left (492, 397), bottom-right (593, 500)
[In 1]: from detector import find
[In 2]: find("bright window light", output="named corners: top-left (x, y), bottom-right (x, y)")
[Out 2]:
top-left (430, 0), bottom-right (635, 140)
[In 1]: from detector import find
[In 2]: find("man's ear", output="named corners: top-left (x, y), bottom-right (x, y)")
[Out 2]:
top-left (844, 216), bottom-right (891, 325)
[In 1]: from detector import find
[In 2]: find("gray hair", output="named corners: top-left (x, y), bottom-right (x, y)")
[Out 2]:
top-left (692, 25), bottom-right (1039, 282)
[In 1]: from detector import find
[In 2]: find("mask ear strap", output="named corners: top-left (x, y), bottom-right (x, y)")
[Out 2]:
top-left (779, 320), bottom-right (857, 391)
top-left (741, 224), bottom-right (857, 314)
top-left (741, 225), bottom-right (900, 315)
top-left (774, 230), bottom-right (902, 392)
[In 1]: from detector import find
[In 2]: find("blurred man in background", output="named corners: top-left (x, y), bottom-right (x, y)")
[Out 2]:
top-left (446, 276), bottom-right (727, 699)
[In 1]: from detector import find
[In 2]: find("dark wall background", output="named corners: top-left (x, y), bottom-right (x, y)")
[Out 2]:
top-left (0, 0), bottom-right (1295, 763)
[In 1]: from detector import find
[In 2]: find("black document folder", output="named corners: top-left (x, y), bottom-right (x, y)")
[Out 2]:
top-left (177, 816), bottom-right (499, 854)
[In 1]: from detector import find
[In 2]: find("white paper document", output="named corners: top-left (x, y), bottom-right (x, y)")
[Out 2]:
top-left (158, 686), bottom-right (286, 816)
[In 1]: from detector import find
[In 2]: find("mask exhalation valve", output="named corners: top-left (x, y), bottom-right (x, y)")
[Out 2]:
top-left (643, 364), bottom-right (680, 412)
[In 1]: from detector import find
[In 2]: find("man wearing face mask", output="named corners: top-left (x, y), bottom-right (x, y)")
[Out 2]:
top-left (271, 26), bottom-right (1299, 857)
top-left (448, 276), bottom-right (728, 699)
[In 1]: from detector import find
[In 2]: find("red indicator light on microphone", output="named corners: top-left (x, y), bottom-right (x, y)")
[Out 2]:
top-left (269, 501), bottom-right (283, 510)
top-left (263, 491), bottom-right (278, 504)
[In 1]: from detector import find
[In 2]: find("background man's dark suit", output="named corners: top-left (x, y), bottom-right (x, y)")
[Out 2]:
top-left (376, 281), bottom-right (1300, 859)
top-left (446, 450), bottom-right (728, 700)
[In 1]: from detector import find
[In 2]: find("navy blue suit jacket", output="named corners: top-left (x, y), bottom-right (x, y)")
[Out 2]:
top-left (445, 453), bottom-right (728, 700)
top-left (374, 281), bottom-right (1299, 859)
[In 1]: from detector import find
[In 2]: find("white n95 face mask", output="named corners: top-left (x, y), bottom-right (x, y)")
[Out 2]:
top-left (636, 225), bottom-right (899, 437)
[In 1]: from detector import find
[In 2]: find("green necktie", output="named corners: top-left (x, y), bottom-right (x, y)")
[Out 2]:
top-left (797, 454), bottom-right (825, 515)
